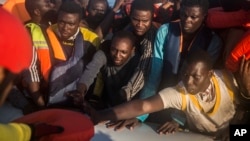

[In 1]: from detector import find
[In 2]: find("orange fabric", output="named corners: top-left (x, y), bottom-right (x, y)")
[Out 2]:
top-left (36, 49), bottom-right (52, 82)
top-left (36, 26), bottom-right (66, 81)
top-left (226, 31), bottom-right (250, 72)
top-left (13, 109), bottom-right (94, 141)
top-left (2, 0), bottom-right (30, 23)
top-left (46, 26), bottom-right (67, 61)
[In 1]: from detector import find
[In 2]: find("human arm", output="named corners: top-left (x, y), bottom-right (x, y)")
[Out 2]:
top-left (66, 50), bottom-right (107, 105)
top-left (92, 94), bottom-right (164, 123)
top-left (21, 46), bottom-right (45, 107)
top-left (90, 87), bottom-right (182, 123)
top-left (95, 0), bottom-right (125, 40)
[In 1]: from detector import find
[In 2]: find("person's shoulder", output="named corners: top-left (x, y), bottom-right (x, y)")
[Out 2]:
top-left (79, 27), bottom-right (101, 47)
top-left (79, 27), bottom-right (98, 37)
top-left (213, 69), bottom-right (235, 83)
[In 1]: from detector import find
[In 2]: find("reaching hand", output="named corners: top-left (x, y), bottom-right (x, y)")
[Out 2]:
top-left (213, 127), bottom-right (229, 141)
top-left (30, 123), bottom-right (64, 140)
top-left (105, 118), bottom-right (140, 131)
top-left (156, 120), bottom-right (180, 135)
top-left (238, 55), bottom-right (250, 97)
top-left (83, 101), bottom-right (105, 125)
top-left (65, 90), bottom-right (84, 106)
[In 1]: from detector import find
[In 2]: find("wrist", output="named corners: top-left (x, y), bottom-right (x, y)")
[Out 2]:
top-left (77, 83), bottom-right (87, 95)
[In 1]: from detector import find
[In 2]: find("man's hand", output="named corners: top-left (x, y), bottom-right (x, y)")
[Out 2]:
top-left (105, 118), bottom-right (140, 131)
top-left (65, 90), bottom-right (84, 106)
top-left (156, 120), bottom-right (180, 134)
top-left (213, 127), bottom-right (229, 141)
top-left (83, 101), bottom-right (107, 125)
top-left (238, 55), bottom-right (250, 97)
top-left (30, 123), bottom-right (64, 141)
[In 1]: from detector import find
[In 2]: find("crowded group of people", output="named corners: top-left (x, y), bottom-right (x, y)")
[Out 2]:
top-left (1, 0), bottom-right (250, 140)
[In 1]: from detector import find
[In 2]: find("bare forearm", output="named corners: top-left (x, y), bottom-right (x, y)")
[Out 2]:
top-left (99, 99), bottom-right (146, 121)
top-left (98, 95), bottom-right (164, 122)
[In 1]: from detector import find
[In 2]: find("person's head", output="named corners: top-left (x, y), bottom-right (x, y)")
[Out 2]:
top-left (25, 0), bottom-right (55, 22)
top-left (180, 0), bottom-right (209, 34)
top-left (181, 50), bottom-right (213, 94)
top-left (130, 0), bottom-right (154, 36)
top-left (0, 8), bottom-right (32, 106)
top-left (86, 0), bottom-right (109, 25)
top-left (57, 0), bottom-right (82, 40)
top-left (110, 30), bottom-right (136, 66)
top-left (74, 0), bottom-right (89, 9)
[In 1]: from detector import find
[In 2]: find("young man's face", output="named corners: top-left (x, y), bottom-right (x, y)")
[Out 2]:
top-left (57, 11), bottom-right (80, 40)
top-left (181, 61), bottom-right (212, 94)
top-left (180, 6), bottom-right (205, 34)
top-left (130, 9), bottom-right (152, 36)
top-left (110, 37), bottom-right (134, 66)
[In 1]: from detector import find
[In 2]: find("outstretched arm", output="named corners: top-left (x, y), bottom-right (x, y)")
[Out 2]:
top-left (90, 94), bottom-right (164, 123)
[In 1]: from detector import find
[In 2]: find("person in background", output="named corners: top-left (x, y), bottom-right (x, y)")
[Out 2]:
top-left (140, 0), bottom-right (222, 135)
top-left (81, 0), bottom-right (126, 40)
top-left (67, 30), bottom-right (145, 130)
top-left (0, 7), bottom-right (63, 141)
top-left (153, 0), bottom-right (181, 24)
top-left (20, 0), bottom-right (100, 108)
top-left (17, 0), bottom-right (57, 108)
top-left (88, 50), bottom-right (238, 140)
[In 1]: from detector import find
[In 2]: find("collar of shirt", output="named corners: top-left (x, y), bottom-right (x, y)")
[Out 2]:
top-left (198, 80), bottom-right (215, 102)
top-left (55, 27), bottom-right (80, 40)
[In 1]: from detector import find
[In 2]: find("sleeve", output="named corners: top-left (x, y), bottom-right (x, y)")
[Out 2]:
top-left (139, 24), bottom-right (169, 100)
top-left (158, 87), bottom-right (182, 110)
top-left (0, 123), bottom-right (32, 141)
top-left (22, 44), bottom-right (41, 83)
top-left (78, 50), bottom-right (107, 89)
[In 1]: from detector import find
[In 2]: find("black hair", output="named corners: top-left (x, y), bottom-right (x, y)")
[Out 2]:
top-left (130, 0), bottom-right (154, 16)
top-left (112, 30), bottom-right (136, 47)
top-left (58, 0), bottom-right (83, 19)
top-left (181, 0), bottom-right (209, 15)
top-left (87, 0), bottom-right (109, 12)
top-left (185, 49), bottom-right (213, 70)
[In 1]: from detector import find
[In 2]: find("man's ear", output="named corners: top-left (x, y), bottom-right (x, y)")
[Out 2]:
top-left (208, 70), bottom-right (213, 78)
top-left (34, 8), bottom-right (41, 17)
